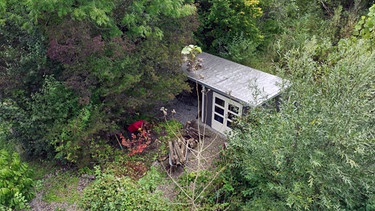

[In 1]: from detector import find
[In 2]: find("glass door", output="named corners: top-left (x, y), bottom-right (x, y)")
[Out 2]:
top-left (211, 92), bottom-right (242, 134)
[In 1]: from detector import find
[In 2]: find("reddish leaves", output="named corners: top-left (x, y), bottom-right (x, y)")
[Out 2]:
top-left (119, 129), bottom-right (152, 156)
top-left (47, 35), bottom-right (105, 65)
top-left (46, 20), bottom-right (134, 65)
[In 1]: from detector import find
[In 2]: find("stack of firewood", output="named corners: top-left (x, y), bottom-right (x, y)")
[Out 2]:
top-left (168, 138), bottom-right (188, 166)
top-left (168, 121), bottom-right (207, 167)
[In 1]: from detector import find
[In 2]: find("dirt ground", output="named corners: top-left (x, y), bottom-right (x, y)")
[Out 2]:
top-left (151, 95), bottom-right (228, 203)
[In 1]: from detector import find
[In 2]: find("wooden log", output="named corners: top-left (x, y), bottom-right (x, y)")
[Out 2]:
top-left (180, 138), bottom-right (187, 161)
top-left (167, 127), bottom-right (203, 168)
top-left (168, 141), bottom-right (176, 166)
top-left (186, 138), bottom-right (197, 149)
top-left (185, 127), bottom-right (203, 140)
top-left (173, 140), bottom-right (185, 165)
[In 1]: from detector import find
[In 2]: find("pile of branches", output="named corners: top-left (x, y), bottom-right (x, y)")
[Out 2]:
top-left (168, 121), bottom-right (205, 167)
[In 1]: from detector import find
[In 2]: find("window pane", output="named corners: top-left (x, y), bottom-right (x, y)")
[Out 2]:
top-left (228, 112), bottom-right (236, 120)
top-left (214, 114), bottom-right (224, 123)
top-left (215, 106), bottom-right (224, 115)
top-left (215, 97), bottom-right (225, 107)
top-left (228, 104), bottom-right (239, 114)
top-left (227, 120), bottom-right (232, 128)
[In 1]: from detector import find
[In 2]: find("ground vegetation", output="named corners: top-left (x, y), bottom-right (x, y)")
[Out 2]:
top-left (0, 0), bottom-right (374, 210)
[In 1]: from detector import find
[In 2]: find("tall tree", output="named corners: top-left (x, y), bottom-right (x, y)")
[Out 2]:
top-left (0, 0), bottom-right (198, 163)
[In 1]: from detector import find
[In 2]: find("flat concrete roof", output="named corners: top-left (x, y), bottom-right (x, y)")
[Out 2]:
top-left (183, 52), bottom-right (288, 107)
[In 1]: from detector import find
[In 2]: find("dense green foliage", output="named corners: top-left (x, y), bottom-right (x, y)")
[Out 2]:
top-left (220, 21), bottom-right (375, 211)
top-left (195, 0), bottom-right (263, 55)
top-left (354, 4), bottom-right (375, 41)
top-left (0, 150), bottom-right (33, 210)
top-left (1, 0), bottom-right (374, 209)
top-left (195, 0), bottom-right (375, 66)
top-left (81, 166), bottom-right (169, 210)
top-left (0, 0), bottom-right (198, 164)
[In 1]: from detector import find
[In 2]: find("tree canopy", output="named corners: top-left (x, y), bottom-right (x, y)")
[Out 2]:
top-left (0, 0), bottom-right (198, 163)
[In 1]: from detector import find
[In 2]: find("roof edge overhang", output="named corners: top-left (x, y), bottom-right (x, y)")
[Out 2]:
top-left (183, 52), bottom-right (292, 107)
top-left (187, 76), bottom-right (291, 108)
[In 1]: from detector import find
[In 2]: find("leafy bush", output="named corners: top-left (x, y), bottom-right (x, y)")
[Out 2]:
top-left (152, 119), bottom-right (184, 159)
top-left (219, 32), bottom-right (259, 66)
top-left (195, 0), bottom-right (263, 53)
top-left (154, 119), bottom-right (183, 141)
top-left (81, 167), bottom-right (170, 211)
top-left (3, 76), bottom-right (115, 166)
top-left (221, 36), bottom-right (375, 210)
top-left (5, 76), bottom-right (81, 160)
top-left (0, 119), bottom-right (15, 153)
top-left (119, 129), bottom-right (152, 156)
top-left (0, 150), bottom-right (34, 210)
top-left (354, 4), bottom-right (375, 41)
top-left (174, 169), bottom-right (229, 210)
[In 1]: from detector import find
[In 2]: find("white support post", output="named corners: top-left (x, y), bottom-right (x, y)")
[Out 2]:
top-left (201, 85), bottom-right (205, 123)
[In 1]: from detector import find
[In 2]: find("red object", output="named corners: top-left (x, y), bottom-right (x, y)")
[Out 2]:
top-left (127, 120), bottom-right (144, 133)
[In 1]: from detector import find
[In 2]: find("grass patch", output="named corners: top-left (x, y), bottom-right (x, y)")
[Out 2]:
top-left (42, 171), bottom-right (81, 204)
top-left (28, 161), bottom-right (82, 205)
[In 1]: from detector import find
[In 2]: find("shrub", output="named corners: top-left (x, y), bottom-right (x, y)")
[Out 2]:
top-left (81, 166), bottom-right (170, 210)
top-left (0, 150), bottom-right (34, 210)
top-left (195, 0), bottom-right (263, 53)
top-left (0, 119), bottom-right (15, 153)
top-left (221, 37), bottom-right (375, 210)
top-left (154, 119), bottom-right (183, 142)
top-left (5, 76), bottom-right (81, 160)
top-left (219, 32), bottom-right (259, 66)
top-left (152, 119), bottom-right (184, 160)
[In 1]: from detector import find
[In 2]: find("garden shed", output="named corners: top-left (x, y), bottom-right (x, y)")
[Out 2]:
top-left (183, 52), bottom-right (289, 134)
